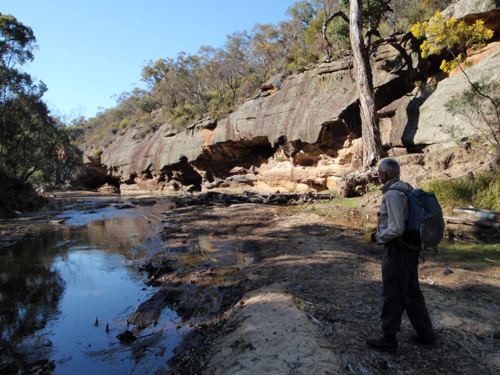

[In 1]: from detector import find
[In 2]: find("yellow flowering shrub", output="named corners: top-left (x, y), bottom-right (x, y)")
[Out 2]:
top-left (410, 10), bottom-right (494, 72)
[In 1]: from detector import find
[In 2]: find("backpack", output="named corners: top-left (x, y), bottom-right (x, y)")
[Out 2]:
top-left (390, 187), bottom-right (445, 258)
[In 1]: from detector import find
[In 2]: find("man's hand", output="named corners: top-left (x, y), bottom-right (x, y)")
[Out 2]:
top-left (363, 227), bottom-right (377, 244)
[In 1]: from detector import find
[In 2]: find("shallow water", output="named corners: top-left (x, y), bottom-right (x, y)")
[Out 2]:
top-left (0, 199), bottom-right (186, 374)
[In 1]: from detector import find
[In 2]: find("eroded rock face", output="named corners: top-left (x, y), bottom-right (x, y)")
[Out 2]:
top-left (101, 38), bottom-right (413, 193)
top-left (414, 45), bottom-right (500, 150)
top-left (74, 156), bottom-right (113, 189)
top-left (443, 0), bottom-right (500, 29)
top-left (96, 2), bottom-right (499, 194)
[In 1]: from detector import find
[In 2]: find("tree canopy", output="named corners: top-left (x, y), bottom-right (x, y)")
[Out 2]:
top-left (0, 13), bottom-right (80, 184)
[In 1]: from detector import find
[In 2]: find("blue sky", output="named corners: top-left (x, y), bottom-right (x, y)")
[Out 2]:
top-left (3, 0), bottom-right (295, 121)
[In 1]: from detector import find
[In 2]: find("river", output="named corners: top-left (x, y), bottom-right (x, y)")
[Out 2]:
top-left (0, 194), bottom-right (189, 375)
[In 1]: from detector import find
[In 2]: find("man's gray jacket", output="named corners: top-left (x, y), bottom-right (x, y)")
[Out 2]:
top-left (376, 178), bottom-right (412, 244)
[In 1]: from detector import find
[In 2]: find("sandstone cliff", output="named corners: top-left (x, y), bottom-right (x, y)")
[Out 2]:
top-left (91, 0), bottom-right (500, 194)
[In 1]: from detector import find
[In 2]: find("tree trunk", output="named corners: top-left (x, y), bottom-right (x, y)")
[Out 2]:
top-left (349, 0), bottom-right (383, 169)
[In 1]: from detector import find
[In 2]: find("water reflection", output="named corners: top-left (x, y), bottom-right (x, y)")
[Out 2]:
top-left (0, 204), bottom-right (183, 375)
top-left (0, 230), bottom-right (64, 374)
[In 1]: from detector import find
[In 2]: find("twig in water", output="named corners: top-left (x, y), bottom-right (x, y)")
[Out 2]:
top-left (149, 214), bottom-right (163, 221)
top-left (128, 294), bottom-right (148, 325)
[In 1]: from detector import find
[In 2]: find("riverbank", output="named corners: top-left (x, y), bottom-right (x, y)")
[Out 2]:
top-left (2, 192), bottom-right (499, 374)
top-left (142, 200), bottom-right (500, 375)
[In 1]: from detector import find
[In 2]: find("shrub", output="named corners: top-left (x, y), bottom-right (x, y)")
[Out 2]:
top-left (422, 171), bottom-right (500, 212)
top-left (423, 178), bottom-right (473, 213)
top-left (92, 149), bottom-right (103, 158)
top-left (411, 10), bottom-right (493, 73)
top-left (119, 118), bottom-right (131, 129)
top-left (475, 177), bottom-right (500, 211)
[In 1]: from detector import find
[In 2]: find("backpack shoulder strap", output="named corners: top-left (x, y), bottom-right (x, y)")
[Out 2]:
top-left (387, 186), bottom-right (409, 195)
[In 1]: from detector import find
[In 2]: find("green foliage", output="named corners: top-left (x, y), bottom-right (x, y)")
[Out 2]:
top-left (119, 118), bottom-right (131, 129)
top-left (422, 178), bottom-right (473, 212)
top-left (92, 149), bottom-right (103, 158)
top-left (475, 177), bottom-right (500, 211)
top-left (138, 96), bottom-right (158, 113)
top-left (171, 103), bottom-right (196, 129)
top-left (0, 14), bottom-right (81, 184)
top-left (329, 17), bottom-right (350, 48)
top-left (287, 1), bottom-right (315, 27)
top-left (284, 55), bottom-right (309, 73)
top-left (422, 171), bottom-right (500, 213)
top-left (304, 14), bottom-right (325, 48)
top-left (331, 196), bottom-right (362, 209)
top-left (433, 243), bottom-right (500, 265)
top-left (363, 0), bottom-right (392, 32)
top-left (0, 13), bottom-right (36, 65)
top-left (339, 0), bottom-right (392, 32)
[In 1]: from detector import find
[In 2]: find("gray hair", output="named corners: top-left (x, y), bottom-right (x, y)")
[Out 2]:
top-left (378, 158), bottom-right (400, 180)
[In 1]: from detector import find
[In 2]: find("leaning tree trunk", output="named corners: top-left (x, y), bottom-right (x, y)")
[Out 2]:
top-left (349, 0), bottom-right (383, 169)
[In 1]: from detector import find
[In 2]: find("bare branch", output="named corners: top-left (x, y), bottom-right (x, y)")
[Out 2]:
top-left (322, 11), bottom-right (349, 58)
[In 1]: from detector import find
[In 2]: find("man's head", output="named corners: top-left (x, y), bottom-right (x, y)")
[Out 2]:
top-left (378, 158), bottom-right (400, 184)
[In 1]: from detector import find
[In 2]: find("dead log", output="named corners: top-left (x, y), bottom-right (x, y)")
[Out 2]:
top-left (453, 207), bottom-right (500, 221)
top-left (444, 216), bottom-right (500, 228)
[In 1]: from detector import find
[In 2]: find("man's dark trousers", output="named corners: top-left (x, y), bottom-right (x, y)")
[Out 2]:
top-left (381, 240), bottom-right (434, 338)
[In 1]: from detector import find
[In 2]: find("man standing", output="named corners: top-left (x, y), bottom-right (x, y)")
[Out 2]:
top-left (363, 158), bottom-right (436, 352)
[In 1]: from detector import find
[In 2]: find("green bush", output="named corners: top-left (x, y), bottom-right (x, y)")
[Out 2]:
top-left (119, 118), bottom-right (131, 129)
top-left (92, 149), bottom-right (103, 158)
top-left (475, 178), bottom-right (500, 211)
top-left (422, 178), bottom-right (473, 213)
top-left (423, 171), bottom-right (500, 212)
top-left (434, 243), bottom-right (500, 265)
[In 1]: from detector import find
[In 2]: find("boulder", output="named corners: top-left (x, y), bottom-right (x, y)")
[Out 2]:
top-left (412, 46), bottom-right (500, 149)
top-left (98, 183), bottom-right (119, 194)
top-left (442, 0), bottom-right (499, 22)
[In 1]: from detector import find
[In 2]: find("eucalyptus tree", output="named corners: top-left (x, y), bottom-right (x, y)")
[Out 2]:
top-left (0, 14), bottom-right (78, 182)
top-left (0, 13), bottom-right (37, 172)
top-left (321, 1), bottom-right (389, 168)
top-left (142, 57), bottom-right (180, 111)
top-left (349, 0), bottom-right (384, 168)
top-left (251, 23), bottom-right (284, 77)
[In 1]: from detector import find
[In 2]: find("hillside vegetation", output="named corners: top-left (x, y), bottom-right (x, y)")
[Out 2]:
top-left (74, 0), bottom-right (453, 152)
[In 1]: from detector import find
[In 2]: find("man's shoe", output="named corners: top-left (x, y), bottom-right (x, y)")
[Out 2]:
top-left (366, 337), bottom-right (398, 352)
top-left (410, 334), bottom-right (437, 346)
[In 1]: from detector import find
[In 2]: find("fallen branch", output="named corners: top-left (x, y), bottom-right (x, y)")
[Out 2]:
top-left (453, 207), bottom-right (500, 220)
top-left (444, 216), bottom-right (500, 228)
